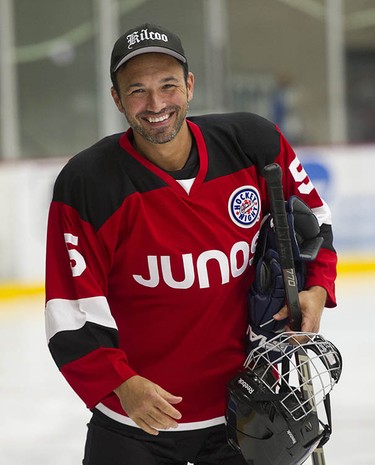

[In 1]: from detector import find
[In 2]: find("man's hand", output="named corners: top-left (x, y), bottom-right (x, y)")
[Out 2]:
top-left (114, 375), bottom-right (183, 436)
top-left (273, 285), bottom-right (327, 333)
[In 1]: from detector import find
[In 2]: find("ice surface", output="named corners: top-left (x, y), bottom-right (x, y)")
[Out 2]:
top-left (0, 273), bottom-right (374, 465)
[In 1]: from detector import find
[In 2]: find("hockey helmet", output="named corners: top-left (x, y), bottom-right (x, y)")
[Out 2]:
top-left (226, 332), bottom-right (342, 465)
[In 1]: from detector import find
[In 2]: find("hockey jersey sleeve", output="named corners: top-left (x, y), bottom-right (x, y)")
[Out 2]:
top-left (264, 129), bottom-right (337, 308)
top-left (45, 164), bottom-right (137, 409)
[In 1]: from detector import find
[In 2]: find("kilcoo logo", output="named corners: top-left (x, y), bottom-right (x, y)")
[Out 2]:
top-left (228, 186), bottom-right (260, 228)
top-left (127, 29), bottom-right (168, 49)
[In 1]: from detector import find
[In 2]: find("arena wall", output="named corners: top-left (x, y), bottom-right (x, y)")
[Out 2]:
top-left (0, 146), bottom-right (374, 296)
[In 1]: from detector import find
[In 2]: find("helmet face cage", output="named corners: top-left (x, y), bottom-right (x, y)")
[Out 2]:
top-left (244, 332), bottom-right (342, 421)
top-left (227, 332), bottom-right (342, 465)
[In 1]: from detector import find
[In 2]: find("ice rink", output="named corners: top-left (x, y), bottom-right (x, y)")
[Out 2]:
top-left (0, 272), bottom-right (374, 465)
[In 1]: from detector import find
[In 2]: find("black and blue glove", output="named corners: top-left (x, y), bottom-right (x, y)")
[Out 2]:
top-left (247, 196), bottom-right (323, 352)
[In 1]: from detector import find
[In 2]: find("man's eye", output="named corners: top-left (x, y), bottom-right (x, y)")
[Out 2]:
top-left (130, 89), bottom-right (144, 95)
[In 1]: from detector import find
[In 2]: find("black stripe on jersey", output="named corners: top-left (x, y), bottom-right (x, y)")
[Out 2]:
top-left (52, 134), bottom-right (168, 230)
top-left (53, 113), bottom-right (281, 231)
top-left (48, 322), bottom-right (119, 368)
top-left (319, 224), bottom-right (336, 253)
top-left (190, 113), bottom-right (281, 181)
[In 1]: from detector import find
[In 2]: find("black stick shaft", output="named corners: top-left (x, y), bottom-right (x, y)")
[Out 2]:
top-left (264, 162), bottom-right (326, 465)
top-left (263, 163), bottom-right (302, 331)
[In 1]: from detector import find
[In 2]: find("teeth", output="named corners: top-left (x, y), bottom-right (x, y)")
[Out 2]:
top-left (147, 114), bottom-right (170, 123)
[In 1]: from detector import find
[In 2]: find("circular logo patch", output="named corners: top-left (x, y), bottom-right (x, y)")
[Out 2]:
top-left (228, 186), bottom-right (261, 228)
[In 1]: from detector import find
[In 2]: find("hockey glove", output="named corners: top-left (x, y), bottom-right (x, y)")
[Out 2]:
top-left (247, 196), bottom-right (321, 351)
top-left (287, 195), bottom-right (323, 261)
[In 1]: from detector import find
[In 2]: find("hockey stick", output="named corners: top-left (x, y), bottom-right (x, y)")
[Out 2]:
top-left (263, 163), bottom-right (326, 465)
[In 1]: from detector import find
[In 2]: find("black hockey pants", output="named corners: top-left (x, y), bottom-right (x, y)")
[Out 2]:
top-left (83, 409), bottom-right (246, 465)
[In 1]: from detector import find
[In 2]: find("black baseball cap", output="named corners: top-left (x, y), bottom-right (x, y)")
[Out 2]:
top-left (110, 23), bottom-right (187, 74)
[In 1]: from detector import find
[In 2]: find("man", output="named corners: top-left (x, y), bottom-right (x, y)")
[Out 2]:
top-left (45, 23), bottom-right (337, 464)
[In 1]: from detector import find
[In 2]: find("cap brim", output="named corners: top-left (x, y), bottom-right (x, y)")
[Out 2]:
top-left (112, 46), bottom-right (187, 73)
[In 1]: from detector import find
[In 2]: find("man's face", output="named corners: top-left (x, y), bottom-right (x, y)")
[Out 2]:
top-left (112, 53), bottom-right (194, 145)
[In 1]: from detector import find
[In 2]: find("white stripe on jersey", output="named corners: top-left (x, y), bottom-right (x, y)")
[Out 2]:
top-left (45, 296), bottom-right (117, 342)
top-left (96, 402), bottom-right (226, 431)
top-left (312, 199), bottom-right (332, 226)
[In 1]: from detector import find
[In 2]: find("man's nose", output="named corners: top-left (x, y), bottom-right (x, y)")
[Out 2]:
top-left (145, 90), bottom-right (165, 113)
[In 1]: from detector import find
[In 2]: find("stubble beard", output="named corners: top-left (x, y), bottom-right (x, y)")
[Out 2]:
top-left (124, 104), bottom-right (188, 145)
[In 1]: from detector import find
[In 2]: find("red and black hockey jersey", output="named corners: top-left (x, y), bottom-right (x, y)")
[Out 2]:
top-left (45, 113), bottom-right (337, 431)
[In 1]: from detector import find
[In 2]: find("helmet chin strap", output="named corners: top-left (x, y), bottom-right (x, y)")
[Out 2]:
top-left (318, 394), bottom-right (332, 448)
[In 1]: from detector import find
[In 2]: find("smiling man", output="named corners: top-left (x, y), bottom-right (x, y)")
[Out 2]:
top-left (112, 51), bottom-right (194, 169)
top-left (45, 23), bottom-right (337, 465)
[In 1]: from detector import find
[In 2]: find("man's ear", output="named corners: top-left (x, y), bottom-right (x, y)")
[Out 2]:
top-left (111, 87), bottom-right (125, 114)
top-left (187, 72), bottom-right (195, 103)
